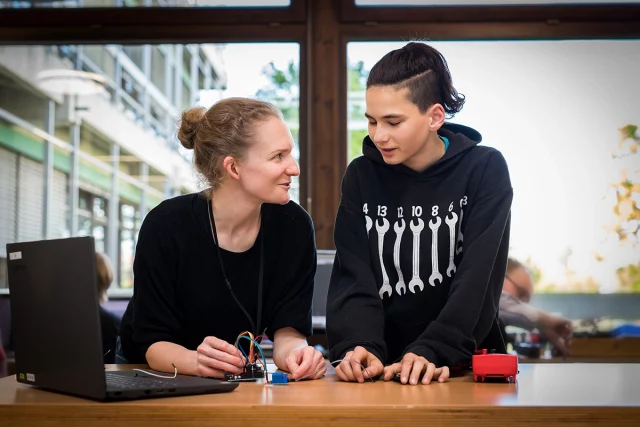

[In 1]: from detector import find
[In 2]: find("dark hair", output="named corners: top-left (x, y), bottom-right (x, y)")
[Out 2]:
top-left (177, 98), bottom-right (283, 191)
top-left (366, 42), bottom-right (465, 117)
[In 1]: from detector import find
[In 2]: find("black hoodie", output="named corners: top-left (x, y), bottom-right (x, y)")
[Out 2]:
top-left (326, 123), bottom-right (512, 368)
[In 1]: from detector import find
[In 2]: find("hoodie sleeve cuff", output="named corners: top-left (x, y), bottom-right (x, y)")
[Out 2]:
top-left (360, 345), bottom-right (384, 366)
top-left (404, 344), bottom-right (440, 367)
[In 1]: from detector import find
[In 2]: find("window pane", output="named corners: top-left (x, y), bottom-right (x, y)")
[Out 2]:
top-left (120, 228), bottom-right (135, 289)
top-left (93, 196), bottom-right (107, 219)
top-left (119, 202), bottom-right (137, 290)
top-left (356, 0), bottom-right (639, 5)
top-left (93, 225), bottom-right (106, 253)
top-left (123, 46), bottom-right (144, 72)
top-left (0, 42), bottom-right (300, 293)
top-left (0, 0), bottom-right (290, 8)
top-left (347, 40), bottom-right (640, 294)
top-left (78, 217), bottom-right (93, 237)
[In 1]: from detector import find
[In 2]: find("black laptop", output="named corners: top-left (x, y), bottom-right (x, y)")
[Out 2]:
top-left (6, 236), bottom-right (239, 401)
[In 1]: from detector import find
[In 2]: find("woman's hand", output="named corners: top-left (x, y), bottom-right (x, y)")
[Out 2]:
top-left (284, 346), bottom-right (326, 380)
top-left (383, 352), bottom-right (450, 385)
top-left (195, 336), bottom-right (246, 378)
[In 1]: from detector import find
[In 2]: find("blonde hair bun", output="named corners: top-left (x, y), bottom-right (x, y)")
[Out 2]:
top-left (178, 106), bottom-right (207, 150)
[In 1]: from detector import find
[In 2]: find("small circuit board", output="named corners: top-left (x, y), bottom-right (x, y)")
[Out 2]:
top-left (224, 363), bottom-right (265, 382)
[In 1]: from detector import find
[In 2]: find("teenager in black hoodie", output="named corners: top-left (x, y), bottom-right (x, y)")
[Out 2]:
top-left (327, 42), bottom-right (513, 385)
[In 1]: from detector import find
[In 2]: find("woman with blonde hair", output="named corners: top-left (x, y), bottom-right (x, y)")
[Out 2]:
top-left (117, 98), bottom-right (325, 381)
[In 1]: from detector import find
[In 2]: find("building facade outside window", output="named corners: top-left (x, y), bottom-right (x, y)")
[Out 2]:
top-left (0, 42), bottom-right (301, 295)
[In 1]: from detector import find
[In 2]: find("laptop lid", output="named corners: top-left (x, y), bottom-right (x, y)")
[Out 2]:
top-left (7, 236), bottom-right (108, 400)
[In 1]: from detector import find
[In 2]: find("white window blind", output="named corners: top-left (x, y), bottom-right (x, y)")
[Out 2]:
top-left (16, 155), bottom-right (44, 244)
top-left (0, 147), bottom-right (17, 258)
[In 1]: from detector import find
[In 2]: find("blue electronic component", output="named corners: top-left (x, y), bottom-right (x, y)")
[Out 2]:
top-left (270, 372), bottom-right (289, 385)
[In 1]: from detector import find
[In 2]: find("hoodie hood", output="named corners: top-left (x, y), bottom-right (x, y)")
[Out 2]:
top-left (362, 122), bottom-right (483, 177)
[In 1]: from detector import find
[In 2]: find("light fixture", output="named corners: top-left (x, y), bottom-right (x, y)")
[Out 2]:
top-left (36, 69), bottom-right (107, 96)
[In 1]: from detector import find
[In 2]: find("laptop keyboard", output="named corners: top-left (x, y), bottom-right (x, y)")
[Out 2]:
top-left (106, 372), bottom-right (176, 389)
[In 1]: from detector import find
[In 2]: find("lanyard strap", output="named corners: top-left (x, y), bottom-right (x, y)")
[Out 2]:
top-left (207, 200), bottom-right (264, 337)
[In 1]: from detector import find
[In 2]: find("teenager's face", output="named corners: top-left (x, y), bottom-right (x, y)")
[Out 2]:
top-left (236, 117), bottom-right (299, 205)
top-left (365, 86), bottom-right (440, 170)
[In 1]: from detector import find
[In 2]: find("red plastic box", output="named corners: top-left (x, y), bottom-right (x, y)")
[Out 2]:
top-left (472, 349), bottom-right (519, 383)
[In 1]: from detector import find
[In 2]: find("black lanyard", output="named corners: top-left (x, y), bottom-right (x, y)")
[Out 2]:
top-left (207, 200), bottom-right (264, 337)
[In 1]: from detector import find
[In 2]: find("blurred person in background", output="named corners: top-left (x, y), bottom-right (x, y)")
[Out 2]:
top-left (96, 252), bottom-right (120, 364)
top-left (500, 257), bottom-right (573, 357)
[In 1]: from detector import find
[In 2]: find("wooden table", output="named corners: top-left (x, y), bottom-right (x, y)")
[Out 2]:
top-left (571, 338), bottom-right (640, 357)
top-left (0, 363), bottom-right (639, 426)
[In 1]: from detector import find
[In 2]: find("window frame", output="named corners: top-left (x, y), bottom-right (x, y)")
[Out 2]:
top-left (339, 0), bottom-right (640, 24)
top-left (0, 0), bottom-right (639, 251)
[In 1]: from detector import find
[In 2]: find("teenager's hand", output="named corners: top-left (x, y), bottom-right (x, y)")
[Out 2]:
top-left (334, 346), bottom-right (384, 383)
top-left (383, 352), bottom-right (450, 385)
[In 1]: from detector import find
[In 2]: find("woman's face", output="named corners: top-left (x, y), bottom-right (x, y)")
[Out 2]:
top-left (236, 116), bottom-right (299, 205)
top-left (365, 85), bottom-right (440, 171)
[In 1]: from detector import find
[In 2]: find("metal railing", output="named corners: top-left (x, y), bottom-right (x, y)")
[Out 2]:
top-left (58, 45), bottom-right (181, 153)
top-left (0, 107), bottom-right (165, 200)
